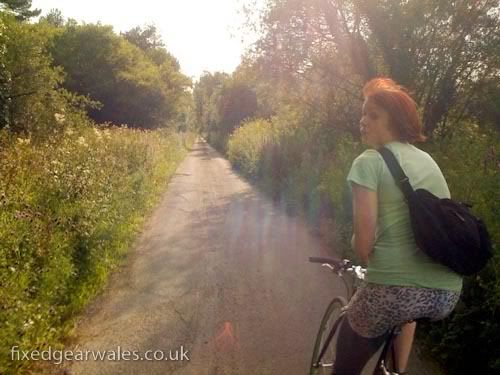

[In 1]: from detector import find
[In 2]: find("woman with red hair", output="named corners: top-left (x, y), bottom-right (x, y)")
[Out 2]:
top-left (333, 78), bottom-right (463, 374)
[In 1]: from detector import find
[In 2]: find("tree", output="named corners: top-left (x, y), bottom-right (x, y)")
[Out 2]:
top-left (122, 25), bottom-right (180, 68)
top-left (0, 12), bottom-right (65, 135)
top-left (356, 0), bottom-right (500, 134)
top-left (122, 24), bottom-right (164, 51)
top-left (192, 72), bottom-right (229, 133)
top-left (218, 83), bottom-right (257, 133)
top-left (39, 8), bottom-right (65, 27)
top-left (51, 22), bottom-right (191, 129)
top-left (192, 72), bottom-right (258, 151)
top-left (246, 0), bottom-right (500, 135)
top-left (0, 0), bottom-right (41, 20)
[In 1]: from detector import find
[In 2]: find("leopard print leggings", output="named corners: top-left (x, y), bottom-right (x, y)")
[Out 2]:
top-left (345, 282), bottom-right (461, 338)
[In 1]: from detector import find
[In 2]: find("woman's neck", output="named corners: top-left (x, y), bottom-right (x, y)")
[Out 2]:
top-left (373, 135), bottom-right (400, 149)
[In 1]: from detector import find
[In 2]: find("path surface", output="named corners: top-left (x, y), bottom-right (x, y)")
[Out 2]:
top-left (59, 139), bottom-right (442, 375)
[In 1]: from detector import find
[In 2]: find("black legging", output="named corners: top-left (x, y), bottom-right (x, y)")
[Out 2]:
top-left (331, 315), bottom-right (390, 375)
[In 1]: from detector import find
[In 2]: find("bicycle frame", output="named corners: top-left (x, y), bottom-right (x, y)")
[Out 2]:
top-left (374, 326), bottom-right (398, 374)
top-left (309, 257), bottom-right (400, 374)
top-left (314, 313), bottom-right (398, 374)
top-left (312, 310), bottom-right (347, 368)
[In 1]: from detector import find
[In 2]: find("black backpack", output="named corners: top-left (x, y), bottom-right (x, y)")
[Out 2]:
top-left (377, 147), bottom-right (493, 276)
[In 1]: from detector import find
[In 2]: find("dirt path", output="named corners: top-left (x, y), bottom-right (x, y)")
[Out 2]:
top-left (57, 139), bottom-right (443, 375)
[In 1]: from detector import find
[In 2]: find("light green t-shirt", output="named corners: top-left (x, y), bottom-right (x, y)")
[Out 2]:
top-left (347, 141), bottom-right (463, 292)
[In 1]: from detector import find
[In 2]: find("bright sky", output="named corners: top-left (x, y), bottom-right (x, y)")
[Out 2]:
top-left (32, 0), bottom-right (264, 81)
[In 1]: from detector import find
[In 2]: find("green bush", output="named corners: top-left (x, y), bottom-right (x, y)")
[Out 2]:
top-left (1, 12), bottom-right (64, 135)
top-left (207, 129), bottom-right (230, 155)
top-left (227, 118), bottom-right (273, 179)
top-left (417, 122), bottom-right (500, 373)
top-left (0, 123), bottom-right (193, 374)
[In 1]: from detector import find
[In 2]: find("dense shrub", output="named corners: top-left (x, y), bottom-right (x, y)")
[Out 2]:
top-left (417, 123), bottom-right (500, 373)
top-left (1, 12), bottom-right (65, 135)
top-left (0, 123), bottom-right (194, 374)
top-left (227, 118), bottom-right (274, 179)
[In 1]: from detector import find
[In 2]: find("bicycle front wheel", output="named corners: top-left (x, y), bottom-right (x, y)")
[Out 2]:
top-left (310, 296), bottom-right (348, 375)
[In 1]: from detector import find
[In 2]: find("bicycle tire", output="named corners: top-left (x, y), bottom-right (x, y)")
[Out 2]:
top-left (309, 296), bottom-right (348, 375)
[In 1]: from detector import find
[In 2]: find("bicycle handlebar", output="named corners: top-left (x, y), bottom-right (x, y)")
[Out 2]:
top-left (308, 256), bottom-right (344, 267)
top-left (309, 256), bottom-right (365, 280)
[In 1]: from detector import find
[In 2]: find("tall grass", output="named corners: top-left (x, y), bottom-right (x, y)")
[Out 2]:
top-left (0, 123), bottom-right (194, 374)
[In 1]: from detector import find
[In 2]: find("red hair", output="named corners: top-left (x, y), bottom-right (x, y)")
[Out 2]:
top-left (362, 78), bottom-right (426, 143)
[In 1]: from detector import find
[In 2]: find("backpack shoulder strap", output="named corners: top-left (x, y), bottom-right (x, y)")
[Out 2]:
top-left (377, 147), bottom-right (415, 199)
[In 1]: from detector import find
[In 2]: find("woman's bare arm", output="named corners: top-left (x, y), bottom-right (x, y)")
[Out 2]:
top-left (351, 183), bottom-right (378, 264)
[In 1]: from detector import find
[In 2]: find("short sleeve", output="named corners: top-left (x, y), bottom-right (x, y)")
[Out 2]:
top-left (346, 150), bottom-right (383, 192)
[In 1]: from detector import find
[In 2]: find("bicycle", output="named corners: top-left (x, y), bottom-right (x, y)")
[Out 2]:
top-left (309, 256), bottom-right (413, 375)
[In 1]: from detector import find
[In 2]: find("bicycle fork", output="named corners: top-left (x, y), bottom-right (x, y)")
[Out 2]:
top-left (312, 313), bottom-right (346, 368)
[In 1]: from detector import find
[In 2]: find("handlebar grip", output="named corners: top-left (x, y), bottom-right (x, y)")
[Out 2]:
top-left (308, 257), bottom-right (343, 268)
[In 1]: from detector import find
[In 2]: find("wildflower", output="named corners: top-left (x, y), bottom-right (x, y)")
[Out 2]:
top-left (77, 136), bottom-right (88, 147)
top-left (16, 138), bottom-right (30, 145)
top-left (54, 113), bottom-right (66, 124)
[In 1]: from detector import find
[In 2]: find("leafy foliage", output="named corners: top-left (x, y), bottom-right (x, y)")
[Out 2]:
top-left (0, 12), bottom-right (65, 136)
top-left (0, 124), bottom-right (194, 375)
top-left (0, 14), bottom-right (10, 129)
top-left (247, 0), bottom-right (500, 134)
top-left (228, 118), bottom-right (274, 178)
top-left (417, 123), bottom-right (500, 373)
top-left (218, 83), bottom-right (257, 133)
top-left (193, 71), bottom-right (229, 132)
top-left (0, 0), bottom-right (40, 20)
top-left (50, 22), bottom-right (191, 129)
top-left (38, 8), bottom-right (64, 27)
top-left (0, 8), bottom-right (196, 374)
top-left (121, 24), bottom-right (181, 68)
top-left (193, 72), bottom-right (257, 152)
